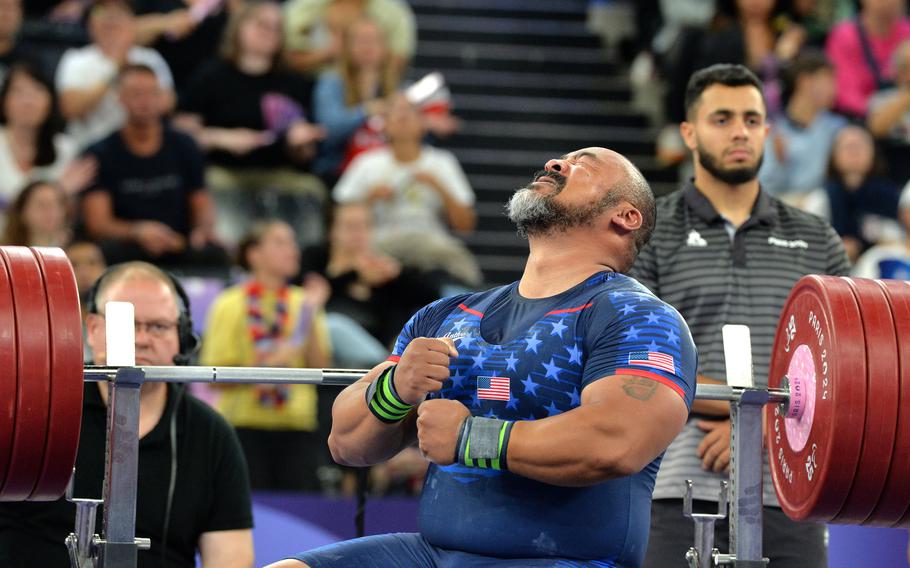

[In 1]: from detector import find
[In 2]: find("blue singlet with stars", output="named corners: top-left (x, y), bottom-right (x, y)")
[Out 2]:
top-left (390, 271), bottom-right (697, 567)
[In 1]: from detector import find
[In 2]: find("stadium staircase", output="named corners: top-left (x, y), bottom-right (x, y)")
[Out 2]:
top-left (408, 0), bottom-right (675, 286)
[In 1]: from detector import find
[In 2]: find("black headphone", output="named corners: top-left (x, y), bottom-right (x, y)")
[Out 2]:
top-left (86, 265), bottom-right (201, 365)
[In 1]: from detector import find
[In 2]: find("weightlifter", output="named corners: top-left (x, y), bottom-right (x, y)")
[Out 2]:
top-left (0, 262), bottom-right (254, 568)
top-left (632, 64), bottom-right (850, 567)
top-left (267, 147), bottom-right (698, 568)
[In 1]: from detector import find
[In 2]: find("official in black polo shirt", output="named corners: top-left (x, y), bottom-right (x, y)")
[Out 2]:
top-left (0, 262), bottom-right (254, 568)
top-left (632, 64), bottom-right (849, 568)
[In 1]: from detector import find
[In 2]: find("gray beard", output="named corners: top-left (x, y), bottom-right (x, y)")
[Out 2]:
top-left (507, 186), bottom-right (616, 238)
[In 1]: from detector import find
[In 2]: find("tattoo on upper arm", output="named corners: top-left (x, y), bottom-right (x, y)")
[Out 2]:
top-left (621, 377), bottom-right (657, 401)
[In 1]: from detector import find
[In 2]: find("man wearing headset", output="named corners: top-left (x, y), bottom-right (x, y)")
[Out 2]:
top-left (0, 262), bottom-right (254, 568)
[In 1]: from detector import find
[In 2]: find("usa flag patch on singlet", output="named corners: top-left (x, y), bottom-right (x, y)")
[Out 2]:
top-left (628, 351), bottom-right (676, 374)
top-left (476, 376), bottom-right (510, 401)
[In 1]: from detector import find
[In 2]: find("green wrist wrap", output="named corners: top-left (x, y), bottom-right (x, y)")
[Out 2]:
top-left (455, 416), bottom-right (514, 471)
top-left (365, 365), bottom-right (412, 423)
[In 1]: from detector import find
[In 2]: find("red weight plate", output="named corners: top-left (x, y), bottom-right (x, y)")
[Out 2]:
top-left (866, 280), bottom-right (910, 526)
top-left (0, 247), bottom-right (51, 500)
top-left (766, 275), bottom-right (867, 522)
top-left (0, 256), bottom-right (17, 490)
top-left (29, 248), bottom-right (83, 501)
top-left (832, 278), bottom-right (899, 524)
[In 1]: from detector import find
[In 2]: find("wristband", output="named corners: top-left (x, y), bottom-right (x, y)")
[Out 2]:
top-left (455, 416), bottom-right (514, 471)
top-left (365, 365), bottom-right (412, 423)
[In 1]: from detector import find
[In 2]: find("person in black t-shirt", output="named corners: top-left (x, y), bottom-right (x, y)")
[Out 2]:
top-left (131, 0), bottom-right (236, 95)
top-left (177, 0), bottom-right (327, 246)
top-left (81, 63), bottom-right (229, 274)
top-left (0, 261), bottom-right (254, 568)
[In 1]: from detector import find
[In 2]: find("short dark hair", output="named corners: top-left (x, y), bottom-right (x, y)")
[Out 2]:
top-left (89, 0), bottom-right (133, 18)
top-left (684, 64), bottom-right (765, 119)
top-left (118, 63), bottom-right (157, 84)
top-left (780, 50), bottom-right (831, 107)
top-left (236, 219), bottom-right (291, 272)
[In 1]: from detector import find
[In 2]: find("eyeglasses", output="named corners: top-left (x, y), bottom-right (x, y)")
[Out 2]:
top-left (97, 314), bottom-right (178, 337)
top-left (133, 321), bottom-right (178, 337)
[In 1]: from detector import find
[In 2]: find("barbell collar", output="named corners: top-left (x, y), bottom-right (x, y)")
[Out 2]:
top-left (694, 384), bottom-right (789, 405)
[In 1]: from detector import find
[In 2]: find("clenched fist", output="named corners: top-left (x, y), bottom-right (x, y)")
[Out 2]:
top-left (394, 337), bottom-right (458, 405)
top-left (416, 399), bottom-right (471, 465)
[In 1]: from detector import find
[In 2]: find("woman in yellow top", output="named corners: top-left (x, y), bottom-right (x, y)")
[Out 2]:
top-left (201, 220), bottom-right (331, 491)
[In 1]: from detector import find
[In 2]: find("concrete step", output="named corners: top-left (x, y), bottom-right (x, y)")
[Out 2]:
top-left (413, 40), bottom-right (615, 75)
top-left (410, 0), bottom-right (588, 20)
top-left (409, 66), bottom-right (629, 101)
top-left (448, 120), bottom-right (656, 155)
top-left (416, 14), bottom-right (598, 48)
top-left (451, 93), bottom-right (647, 126)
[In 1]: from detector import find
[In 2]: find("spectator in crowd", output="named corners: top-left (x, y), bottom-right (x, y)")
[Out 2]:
top-left (852, 187), bottom-right (910, 278)
top-left (0, 262), bottom-right (254, 568)
top-left (0, 62), bottom-right (95, 207)
top-left (825, 124), bottom-right (904, 261)
top-left (698, 0), bottom-right (807, 113)
top-left (867, 38), bottom-right (910, 183)
top-left (629, 0), bottom-right (715, 104)
top-left (201, 220), bottom-right (332, 491)
top-left (786, 0), bottom-right (850, 48)
top-left (1, 180), bottom-right (70, 246)
top-left (65, 239), bottom-right (107, 362)
top-left (301, 202), bottom-right (440, 363)
top-left (826, 0), bottom-right (910, 118)
top-left (131, 0), bottom-right (242, 94)
top-left (313, 17), bottom-right (396, 182)
top-left (178, 0), bottom-right (326, 245)
top-left (333, 94), bottom-right (481, 287)
top-left (758, 50), bottom-right (846, 204)
top-left (283, 0), bottom-right (415, 77)
top-left (65, 239), bottom-right (107, 318)
top-left (81, 63), bottom-right (226, 273)
top-left (25, 0), bottom-right (87, 21)
top-left (0, 0), bottom-right (23, 84)
top-left (55, 0), bottom-right (176, 149)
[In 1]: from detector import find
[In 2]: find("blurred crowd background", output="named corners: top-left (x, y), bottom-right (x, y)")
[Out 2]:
top-left (2, 0), bottom-right (909, 497)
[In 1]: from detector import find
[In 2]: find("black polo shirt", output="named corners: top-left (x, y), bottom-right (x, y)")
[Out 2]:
top-left (630, 180), bottom-right (849, 504)
top-left (0, 383), bottom-right (253, 568)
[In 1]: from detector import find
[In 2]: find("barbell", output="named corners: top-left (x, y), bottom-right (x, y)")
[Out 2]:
top-left (0, 246), bottom-right (907, 528)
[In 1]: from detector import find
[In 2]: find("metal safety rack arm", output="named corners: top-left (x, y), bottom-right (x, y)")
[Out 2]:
top-left (686, 383), bottom-right (788, 567)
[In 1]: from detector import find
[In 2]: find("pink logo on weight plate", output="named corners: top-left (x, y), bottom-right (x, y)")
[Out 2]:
top-left (784, 344), bottom-right (817, 453)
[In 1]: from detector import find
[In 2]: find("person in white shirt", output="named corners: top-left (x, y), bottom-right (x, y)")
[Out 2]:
top-left (0, 61), bottom-right (95, 212)
top-left (55, 0), bottom-right (174, 149)
top-left (852, 183), bottom-right (910, 279)
top-left (333, 93), bottom-right (480, 286)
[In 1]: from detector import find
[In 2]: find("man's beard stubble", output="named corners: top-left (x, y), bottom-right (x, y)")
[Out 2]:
top-left (696, 141), bottom-right (764, 186)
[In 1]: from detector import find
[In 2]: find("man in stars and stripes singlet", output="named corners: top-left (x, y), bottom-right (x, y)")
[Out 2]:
top-left (269, 147), bottom-right (698, 568)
